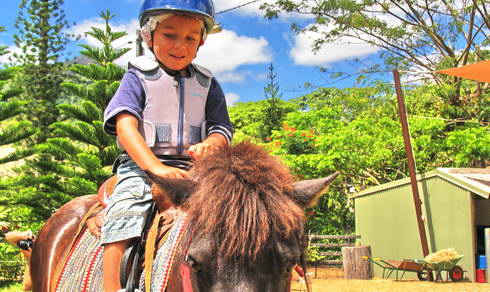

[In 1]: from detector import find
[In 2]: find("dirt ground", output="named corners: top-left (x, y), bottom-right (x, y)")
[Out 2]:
top-left (291, 266), bottom-right (490, 292)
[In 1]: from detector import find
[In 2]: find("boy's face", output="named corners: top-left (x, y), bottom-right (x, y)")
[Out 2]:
top-left (151, 15), bottom-right (204, 71)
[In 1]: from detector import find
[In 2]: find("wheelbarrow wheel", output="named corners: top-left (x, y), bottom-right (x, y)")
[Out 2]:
top-left (417, 269), bottom-right (434, 281)
top-left (449, 265), bottom-right (464, 282)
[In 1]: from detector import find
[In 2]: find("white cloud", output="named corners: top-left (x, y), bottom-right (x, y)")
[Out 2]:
top-left (225, 92), bottom-right (240, 105)
top-left (195, 29), bottom-right (272, 73)
top-left (0, 45), bottom-right (21, 65)
top-left (68, 18), bottom-right (139, 67)
top-left (290, 25), bottom-right (380, 66)
top-left (70, 19), bottom-right (272, 75)
top-left (215, 71), bottom-right (246, 83)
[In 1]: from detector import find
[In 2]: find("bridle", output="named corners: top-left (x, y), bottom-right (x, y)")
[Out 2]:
top-left (178, 224), bottom-right (311, 292)
top-left (180, 226), bottom-right (196, 292)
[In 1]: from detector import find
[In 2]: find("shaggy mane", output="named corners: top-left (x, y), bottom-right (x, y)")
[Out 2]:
top-left (185, 142), bottom-right (305, 261)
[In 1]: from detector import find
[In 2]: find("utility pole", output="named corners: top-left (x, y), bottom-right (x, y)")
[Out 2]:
top-left (393, 70), bottom-right (430, 257)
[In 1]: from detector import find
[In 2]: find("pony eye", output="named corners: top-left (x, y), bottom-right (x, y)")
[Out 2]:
top-left (186, 255), bottom-right (201, 271)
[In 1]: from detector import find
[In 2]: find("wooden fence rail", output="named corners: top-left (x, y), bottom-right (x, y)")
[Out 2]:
top-left (307, 234), bottom-right (360, 266)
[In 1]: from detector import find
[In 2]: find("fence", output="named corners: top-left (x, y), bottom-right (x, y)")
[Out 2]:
top-left (307, 234), bottom-right (361, 266)
top-left (0, 261), bottom-right (24, 282)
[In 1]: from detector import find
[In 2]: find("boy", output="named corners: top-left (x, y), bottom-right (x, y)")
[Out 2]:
top-left (102, 1), bottom-right (233, 291)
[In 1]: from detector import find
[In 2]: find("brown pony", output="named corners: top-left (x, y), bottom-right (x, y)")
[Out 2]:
top-left (28, 142), bottom-right (338, 292)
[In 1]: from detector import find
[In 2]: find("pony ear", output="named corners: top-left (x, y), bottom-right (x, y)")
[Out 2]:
top-left (293, 172), bottom-right (340, 208)
top-left (145, 172), bottom-right (196, 206)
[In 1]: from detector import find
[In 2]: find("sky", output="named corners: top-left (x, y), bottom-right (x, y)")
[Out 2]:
top-left (0, 0), bottom-right (384, 105)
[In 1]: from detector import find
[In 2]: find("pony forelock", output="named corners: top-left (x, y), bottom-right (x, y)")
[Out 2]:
top-left (185, 142), bottom-right (305, 261)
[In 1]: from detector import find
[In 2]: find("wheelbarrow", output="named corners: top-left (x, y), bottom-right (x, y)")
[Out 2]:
top-left (362, 256), bottom-right (433, 281)
top-left (415, 255), bottom-right (466, 282)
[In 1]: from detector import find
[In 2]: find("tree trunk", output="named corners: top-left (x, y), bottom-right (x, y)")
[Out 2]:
top-left (342, 246), bottom-right (373, 279)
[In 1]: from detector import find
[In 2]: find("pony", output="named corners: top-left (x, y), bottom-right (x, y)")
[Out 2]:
top-left (27, 142), bottom-right (338, 291)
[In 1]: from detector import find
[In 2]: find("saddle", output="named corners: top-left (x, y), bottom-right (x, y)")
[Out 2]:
top-left (88, 176), bottom-right (180, 290)
top-left (96, 176), bottom-right (117, 207)
top-left (96, 175), bottom-right (173, 211)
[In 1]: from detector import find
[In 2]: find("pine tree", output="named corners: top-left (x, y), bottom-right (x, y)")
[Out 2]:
top-left (50, 9), bottom-right (129, 196)
top-left (0, 29), bottom-right (37, 232)
top-left (13, 0), bottom-right (69, 143)
top-left (6, 10), bottom-right (129, 220)
top-left (0, 26), bottom-right (7, 56)
top-left (260, 63), bottom-right (284, 140)
top-left (0, 26), bottom-right (34, 150)
top-left (0, 27), bottom-right (35, 155)
top-left (0, 68), bottom-right (35, 155)
top-left (0, 0), bottom-right (71, 220)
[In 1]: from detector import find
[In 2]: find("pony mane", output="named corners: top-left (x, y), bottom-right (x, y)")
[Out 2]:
top-left (185, 142), bottom-right (305, 261)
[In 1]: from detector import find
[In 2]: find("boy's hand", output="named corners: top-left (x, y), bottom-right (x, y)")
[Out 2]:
top-left (148, 164), bottom-right (189, 180)
top-left (188, 133), bottom-right (228, 160)
top-left (188, 142), bottom-right (217, 160)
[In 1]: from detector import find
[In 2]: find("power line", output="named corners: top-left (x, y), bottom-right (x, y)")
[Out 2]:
top-left (216, 0), bottom-right (262, 14)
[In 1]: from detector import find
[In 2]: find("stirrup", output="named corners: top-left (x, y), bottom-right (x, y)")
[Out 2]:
top-left (122, 202), bottom-right (158, 291)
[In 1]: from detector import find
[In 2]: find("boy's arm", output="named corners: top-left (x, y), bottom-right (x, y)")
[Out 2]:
top-left (116, 113), bottom-right (189, 179)
top-left (205, 78), bottom-right (234, 143)
top-left (205, 133), bottom-right (228, 146)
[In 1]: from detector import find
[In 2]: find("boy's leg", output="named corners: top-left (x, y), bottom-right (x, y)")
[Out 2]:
top-left (103, 240), bottom-right (128, 292)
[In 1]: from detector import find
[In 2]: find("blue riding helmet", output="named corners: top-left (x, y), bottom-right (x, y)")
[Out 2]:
top-left (139, 0), bottom-right (215, 33)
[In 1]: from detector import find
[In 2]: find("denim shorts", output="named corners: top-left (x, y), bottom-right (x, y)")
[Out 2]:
top-left (100, 160), bottom-right (153, 244)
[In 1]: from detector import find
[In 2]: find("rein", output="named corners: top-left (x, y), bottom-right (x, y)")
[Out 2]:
top-left (299, 232), bottom-right (312, 292)
top-left (180, 221), bottom-right (195, 292)
top-left (300, 251), bottom-right (312, 292)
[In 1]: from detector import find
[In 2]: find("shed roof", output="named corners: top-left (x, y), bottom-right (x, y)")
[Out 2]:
top-left (351, 168), bottom-right (490, 199)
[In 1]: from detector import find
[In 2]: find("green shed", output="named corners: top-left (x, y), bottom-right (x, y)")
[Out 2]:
top-left (352, 168), bottom-right (490, 282)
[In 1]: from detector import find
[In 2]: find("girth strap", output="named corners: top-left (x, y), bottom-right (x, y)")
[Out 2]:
top-left (144, 211), bottom-right (167, 292)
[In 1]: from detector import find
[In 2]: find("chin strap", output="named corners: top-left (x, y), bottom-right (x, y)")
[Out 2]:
top-left (136, 29), bottom-right (144, 57)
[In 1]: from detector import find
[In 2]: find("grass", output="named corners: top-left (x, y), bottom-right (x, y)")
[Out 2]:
top-left (292, 278), bottom-right (490, 292)
top-left (2, 276), bottom-right (490, 291)
top-left (0, 282), bottom-right (22, 292)
top-left (291, 267), bottom-right (490, 292)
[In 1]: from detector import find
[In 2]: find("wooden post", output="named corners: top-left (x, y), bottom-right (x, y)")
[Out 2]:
top-left (393, 70), bottom-right (430, 257)
top-left (342, 246), bottom-right (373, 279)
top-left (485, 228), bottom-right (490, 282)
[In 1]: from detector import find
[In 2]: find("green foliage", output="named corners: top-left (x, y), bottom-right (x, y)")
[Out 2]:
top-left (0, 26), bottom-right (7, 56)
top-left (79, 10), bottom-right (131, 65)
top-left (261, 0), bottom-right (490, 113)
top-left (2, 10), bottom-right (127, 221)
top-left (305, 245), bottom-right (326, 263)
top-left (13, 0), bottom-right (70, 142)
top-left (0, 67), bottom-right (35, 150)
top-left (446, 126), bottom-right (490, 167)
top-left (231, 83), bottom-right (488, 234)
top-left (229, 99), bottom-right (297, 143)
top-left (41, 11), bottom-right (126, 204)
top-left (261, 63), bottom-right (284, 140)
top-left (0, 5), bottom-right (68, 225)
top-left (0, 282), bottom-right (23, 291)
top-left (229, 64), bottom-right (297, 143)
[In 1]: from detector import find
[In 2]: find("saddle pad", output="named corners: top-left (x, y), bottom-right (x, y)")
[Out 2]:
top-left (140, 213), bottom-right (187, 292)
top-left (55, 213), bottom-right (187, 292)
top-left (55, 230), bottom-right (104, 292)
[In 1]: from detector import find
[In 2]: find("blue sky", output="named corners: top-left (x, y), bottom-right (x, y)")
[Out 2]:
top-left (0, 0), bottom-right (383, 105)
